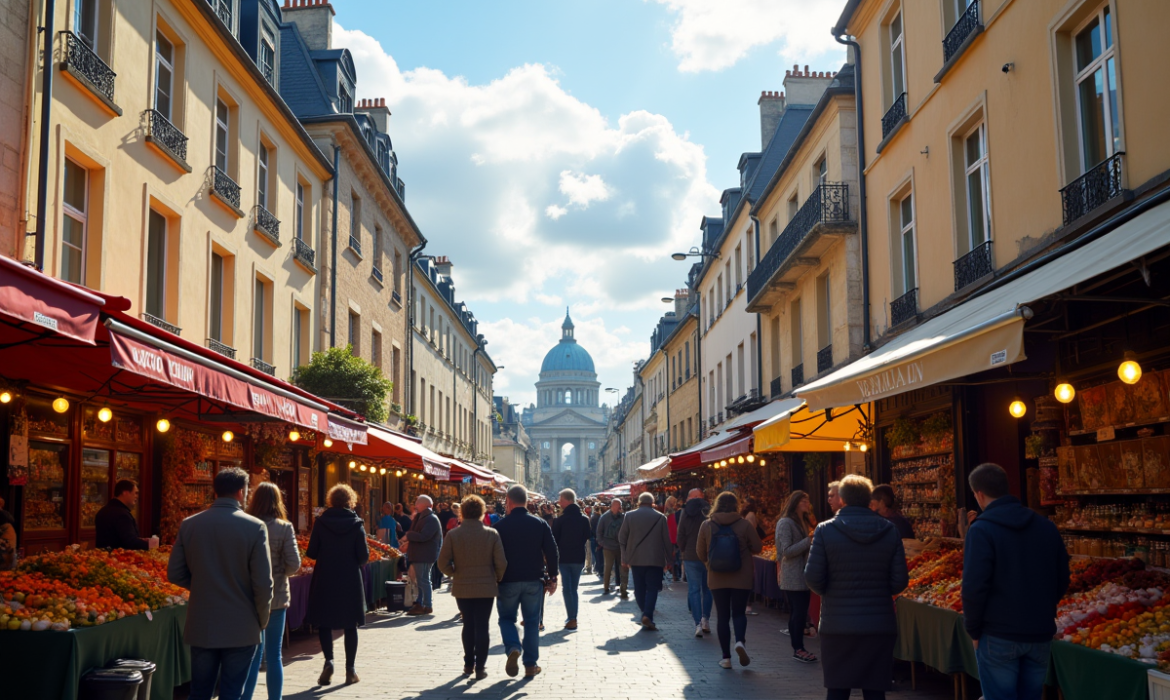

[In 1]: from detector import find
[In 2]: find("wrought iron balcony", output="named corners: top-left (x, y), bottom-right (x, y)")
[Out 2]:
top-left (817, 345), bottom-right (833, 374)
top-left (953, 240), bottom-right (994, 291)
top-left (141, 312), bottom-right (181, 336)
top-left (391, 289), bottom-right (403, 306)
top-left (293, 237), bottom-right (316, 270)
top-left (881, 92), bottom-right (908, 140)
top-left (791, 363), bottom-right (804, 387)
top-left (1061, 152), bottom-right (1125, 225)
top-left (348, 235), bottom-right (362, 255)
top-left (206, 338), bottom-right (236, 360)
top-left (145, 109), bottom-right (188, 164)
top-left (251, 357), bottom-right (276, 376)
top-left (717, 411), bottom-right (724, 424)
top-left (943, 0), bottom-right (981, 63)
top-left (890, 287), bottom-right (918, 326)
top-left (211, 167), bottom-right (240, 210)
top-left (770, 376), bottom-right (784, 398)
top-left (62, 31), bottom-right (116, 104)
top-left (206, 0), bottom-right (233, 28)
top-left (372, 266), bottom-right (384, 284)
top-left (253, 204), bottom-right (280, 244)
top-left (747, 182), bottom-right (851, 302)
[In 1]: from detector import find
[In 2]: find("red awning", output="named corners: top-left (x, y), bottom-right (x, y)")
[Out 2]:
top-left (349, 426), bottom-right (453, 479)
top-left (449, 460), bottom-right (495, 485)
top-left (0, 257), bottom-right (118, 344)
top-left (326, 413), bottom-right (368, 446)
top-left (669, 431), bottom-right (745, 471)
top-left (700, 434), bottom-right (753, 464)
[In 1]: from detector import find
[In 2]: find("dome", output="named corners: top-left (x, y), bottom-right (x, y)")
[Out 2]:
top-left (540, 340), bottom-right (596, 374)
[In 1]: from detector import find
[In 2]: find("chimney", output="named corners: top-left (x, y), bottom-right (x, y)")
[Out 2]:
top-left (282, 0), bottom-right (334, 51)
top-left (674, 288), bottom-right (689, 318)
top-left (783, 64), bottom-right (837, 107)
top-left (433, 255), bottom-right (453, 278)
top-left (758, 90), bottom-right (786, 150)
top-left (355, 97), bottom-right (391, 133)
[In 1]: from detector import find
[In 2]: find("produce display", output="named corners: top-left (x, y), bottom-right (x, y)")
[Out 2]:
top-left (294, 534), bottom-right (402, 575)
top-left (760, 544), bottom-right (776, 561)
top-left (902, 543), bottom-right (964, 611)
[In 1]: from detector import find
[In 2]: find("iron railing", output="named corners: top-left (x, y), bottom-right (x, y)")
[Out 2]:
top-left (771, 376), bottom-right (784, 398)
top-left (953, 240), bottom-right (994, 291)
top-left (348, 235), bottom-right (362, 255)
top-left (717, 411), bottom-right (724, 424)
top-left (817, 345), bottom-right (833, 373)
top-left (890, 287), bottom-right (918, 326)
top-left (792, 363), bottom-right (804, 387)
top-left (1061, 152), bottom-right (1125, 225)
top-left (206, 338), bottom-right (236, 360)
top-left (141, 312), bottom-right (181, 336)
top-left (62, 31), bottom-right (115, 103)
top-left (391, 289), bottom-right (403, 306)
top-left (253, 204), bottom-right (279, 243)
top-left (212, 167), bottom-right (240, 210)
top-left (747, 182), bottom-right (851, 301)
top-left (145, 109), bottom-right (188, 163)
top-left (943, 0), bottom-right (981, 63)
top-left (881, 92), bottom-right (908, 140)
top-left (206, 0), bottom-right (233, 28)
top-left (372, 266), bottom-right (384, 283)
top-left (251, 357), bottom-right (276, 376)
top-left (293, 237), bottom-right (315, 269)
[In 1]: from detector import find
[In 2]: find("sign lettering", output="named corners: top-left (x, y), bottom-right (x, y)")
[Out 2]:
top-left (854, 361), bottom-right (926, 400)
top-left (33, 311), bottom-right (58, 331)
top-left (990, 349), bottom-right (1008, 366)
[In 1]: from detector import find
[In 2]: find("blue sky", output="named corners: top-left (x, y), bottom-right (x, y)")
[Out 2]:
top-left (334, 0), bottom-right (846, 407)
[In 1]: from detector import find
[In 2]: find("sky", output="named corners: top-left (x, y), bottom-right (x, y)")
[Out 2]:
top-left (334, 0), bottom-right (847, 408)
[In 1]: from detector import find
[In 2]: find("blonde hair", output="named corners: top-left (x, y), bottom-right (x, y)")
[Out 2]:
top-left (664, 496), bottom-right (678, 512)
top-left (328, 483), bottom-right (358, 509)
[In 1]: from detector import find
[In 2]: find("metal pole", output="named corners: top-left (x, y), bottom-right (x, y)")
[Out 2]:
top-left (329, 145), bottom-right (340, 347)
top-left (33, 0), bottom-right (57, 270)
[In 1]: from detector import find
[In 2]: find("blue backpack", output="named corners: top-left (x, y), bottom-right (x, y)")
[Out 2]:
top-left (707, 523), bottom-right (742, 572)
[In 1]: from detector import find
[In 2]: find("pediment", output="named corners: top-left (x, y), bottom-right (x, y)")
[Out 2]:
top-left (533, 409), bottom-right (606, 428)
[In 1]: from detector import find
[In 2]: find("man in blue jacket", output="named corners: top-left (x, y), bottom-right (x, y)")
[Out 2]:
top-left (962, 463), bottom-right (1069, 700)
top-left (494, 484), bottom-right (559, 678)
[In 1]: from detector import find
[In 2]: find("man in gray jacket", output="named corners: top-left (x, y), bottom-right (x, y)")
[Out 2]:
top-left (596, 499), bottom-right (627, 598)
top-left (168, 468), bottom-right (272, 700)
top-left (405, 494), bottom-right (443, 615)
top-left (618, 492), bottom-right (673, 630)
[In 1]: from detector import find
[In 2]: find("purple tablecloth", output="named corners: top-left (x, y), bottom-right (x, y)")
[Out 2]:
top-left (287, 559), bottom-right (397, 630)
top-left (288, 573), bottom-right (312, 630)
top-left (752, 555), bottom-right (783, 601)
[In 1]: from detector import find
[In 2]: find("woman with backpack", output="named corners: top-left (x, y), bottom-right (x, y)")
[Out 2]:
top-left (776, 490), bottom-right (818, 664)
top-left (696, 491), bottom-right (763, 669)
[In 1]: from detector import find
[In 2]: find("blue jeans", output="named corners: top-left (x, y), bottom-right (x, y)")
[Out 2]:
top-left (559, 563), bottom-right (583, 621)
top-left (630, 565), bottom-right (663, 621)
top-left (975, 634), bottom-right (1051, 700)
top-left (190, 644), bottom-right (257, 700)
top-left (242, 607), bottom-right (286, 700)
top-left (497, 580), bottom-right (543, 667)
top-left (412, 562), bottom-right (433, 608)
top-left (684, 560), bottom-right (713, 625)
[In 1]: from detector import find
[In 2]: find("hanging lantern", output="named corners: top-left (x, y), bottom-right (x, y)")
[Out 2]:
top-left (1054, 382), bottom-right (1076, 404)
top-left (844, 442), bottom-right (852, 451)
top-left (1118, 352), bottom-right (1143, 385)
top-left (0, 391), bottom-right (11, 404)
top-left (746, 454), bottom-right (755, 463)
top-left (288, 430), bottom-right (301, 442)
top-left (52, 397), bottom-right (70, 413)
top-left (1009, 398), bottom-right (1027, 419)
top-left (222, 431), bottom-right (234, 443)
top-left (323, 438), bottom-right (334, 448)
top-left (859, 443), bottom-right (868, 453)
top-left (156, 418), bottom-right (171, 433)
top-left (348, 461), bottom-right (357, 469)
top-left (97, 407), bottom-right (113, 423)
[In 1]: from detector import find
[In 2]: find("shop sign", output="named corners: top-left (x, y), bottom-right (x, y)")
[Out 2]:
top-left (1096, 426), bottom-right (1116, 442)
top-left (328, 417), bottom-right (368, 446)
top-left (422, 459), bottom-right (451, 480)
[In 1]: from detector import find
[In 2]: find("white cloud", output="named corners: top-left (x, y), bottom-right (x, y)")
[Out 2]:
top-left (652, 0), bottom-right (846, 72)
top-left (558, 170), bottom-right (613, 208)
top-left (545, 204), bottom-right (567, 220)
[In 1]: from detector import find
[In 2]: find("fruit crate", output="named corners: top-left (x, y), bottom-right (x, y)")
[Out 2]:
top-left (1150, 669), bottom-right (1170, 700)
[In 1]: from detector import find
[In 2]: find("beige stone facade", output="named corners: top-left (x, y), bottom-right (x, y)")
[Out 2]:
top-left (663, 311), bottom-right (700, 452)
top-left (0, 0), bottom-right (30, 259)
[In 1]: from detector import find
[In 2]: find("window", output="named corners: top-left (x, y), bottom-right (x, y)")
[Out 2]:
top-left (259, 28), bottom-right (275, 84)
top-left (372, 330), bottom-right (382, 369)
top-left (963, 124), bottom-right (991, 248)
top-left (391, 346), bottom-right (401, 402)
top-left (61, 158), bottom-right (88, 284)
top-left (736, 343), bottom-right (745, 398)
top-left (734, 245), bottom-right (743, 288)
top-left (816, 273), bottom-right (831, 350)
top-left (253, 278), bottom-right (268, 361)
top-left (295, 181), bottom-right (306, 240)
top-left (769, 316), bottom-right (781, 382)
top-left (898, 193), bottom-right (916, 294)
top-left (890, 12), bottom-right (906, 99)
top-left (215, 99), bottom-right (230, 172)
top-left (338, 84), bottom-right (353, 114)
top-left (725, 353), bottom-right (733, 407)
top-left (790, 298), bottom-right (803, 366)
top-left (348, 311), bottom-right (360, 354)
top-left (154, 31), bottom-right (175, 119)
top-left (684, 342), bottom-right (691, 379)
top-left (209, 252), bottom-right (224, 341)
top-left (725, 262), bottom-right (732, 300)
top-left (1074, 6), bottom-right (1120, 170)
top-left (257, 142), bottom-right (271, 210)
top-left (293, 305), bottom-right (308, 368)
top-left (716, 275), bottom-right (723, 310)
top-left (349, 192), bottom-right (361, 250)
top-left (768, 217), bottom-right (779, 248)
top-left (75, 0), bottom-right (99, 49)
top-left (816, 156), bottom-right (828, 187)
top-left (787, 193), bottom-right (799, 222)
top-left (393, 250), bottom-right (403, 294)
top-left (373, 224), bottom-right (383, 275)
top-left (145, 210), bottom-right (167, 318)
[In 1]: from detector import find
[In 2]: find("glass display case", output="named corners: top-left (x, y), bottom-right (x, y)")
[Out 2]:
top-left (79, 448), bottom-right (110, 528)
top-left (25, 442), bottom-right (67, 531)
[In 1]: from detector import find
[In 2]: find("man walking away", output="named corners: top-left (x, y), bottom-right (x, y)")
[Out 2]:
top-left (551, 489), bottom-right (590, 630)
top-left (597, 500), bottom-right (627, 597)
top-left (589, 504), bottom-right (603, 579)
top-left (168, 468), bottom-right (272, 700)
top-left (405, 495), bottom-right (443, 615)
top-left (963, 463), bottom-right (1070, 700)
top-left (619, 491), bottom-right (673, 631)
top-left (676, 488), bottom-right (712, 637)
top-left (495, 484), bottom-right (559, 678)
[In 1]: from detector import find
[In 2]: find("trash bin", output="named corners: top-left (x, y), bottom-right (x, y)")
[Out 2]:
top-left (79, 668), bottom-right (142, 700)
top-left (106, 659), bottom-right (156, 700)
top-left (385, 580), bottom-right (406, 612)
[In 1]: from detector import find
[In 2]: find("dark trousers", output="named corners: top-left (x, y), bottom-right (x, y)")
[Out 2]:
top-left (826, 690), bottom-right (885, 700)
top-left (630, 565), bottom-right (663, 620)
top-left (456, 597), bottom-right (494, 669)
top-left (712, 588), bottom-right (749, 659)
top-left (431, 562), bottom-right (443, 589)
top-left (786, 589), bottom-right (811, 651)
top-left (318, 627), bottom-right (358, 668)
top-left (189, 645), bottom-right (256, 700)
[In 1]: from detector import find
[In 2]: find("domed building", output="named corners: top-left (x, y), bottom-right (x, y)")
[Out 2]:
top-left (524, 310), bottom-right (608, 496)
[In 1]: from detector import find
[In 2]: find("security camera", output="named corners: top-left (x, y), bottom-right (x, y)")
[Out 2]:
top-left (1002, 62), bottom-right (1014, 73)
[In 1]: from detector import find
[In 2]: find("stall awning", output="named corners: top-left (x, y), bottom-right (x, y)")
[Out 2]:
top-left (327, 414), bottom-right (368, 446)
top-left (753, 401), bottom-right (870, 452)
top-left (449, 460), bottom-right (496, 485)
top-left (635, 456), bottom-right (672, 481)
top-left (797, 198), bottom-right (1170, 411)
top-left (669, 431), bottom-right (740, 471)
top-left (700, 434), bottom-right (753, 464)
top-left (0, 257), bottom-right (116, 344)
top-left (359, 426), bottom-right (453, 479)
top-left (725, 398), bottom-right (804, 430)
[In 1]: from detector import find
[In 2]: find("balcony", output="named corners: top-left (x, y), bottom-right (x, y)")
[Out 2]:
top-left (817, 345), bottom-right (833, 374)
top-left (1061, 152), bottom-right (1126, 226)
top-left (791, 363), bottom-right (804, 388)
top-left (372, 266), bottom-right (384, 284)
top-left (391, 289), bottom-right (403, 307)
top-left (746, 182), bottom-right (853, 312)
top-left (880, 92), bottom-right (908, 143)
top-left (252, 205), bottom-right (280, 245)
top-left (251, 357), bottom-right (276, 376)
top-left (942, 0), bottom-right (982, 65)
top-left (293, 237), bottom-right (316, 272)
top-left (348, 234), bottom-right (362, 256)
top-left (770, 376), bottom-right (784, 398)
top-left (61, 31), bottom-right (118, 112)
top-left (206, 338), bottom-right (236, 360)
top-left (206, 0), bottom-right (233, 28)
top-left (890, 287), bottom-right (918, 327)
top-left (145, 109), bottom-right (189, 168)
top-left (141, 312), bottom-right (181, 336)
top-left (953, 240), bottom-right (994, 291)
top-left (211, 167), bottom-right (241, 212)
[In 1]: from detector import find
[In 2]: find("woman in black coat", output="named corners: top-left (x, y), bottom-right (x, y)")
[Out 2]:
top-left (306, 484), bottom-right (370, 687)
top-left (804, 474), bottom-right (909, 700)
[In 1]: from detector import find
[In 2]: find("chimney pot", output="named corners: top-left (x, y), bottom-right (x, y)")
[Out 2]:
top-left (804, 65), bottom-right (809, 75)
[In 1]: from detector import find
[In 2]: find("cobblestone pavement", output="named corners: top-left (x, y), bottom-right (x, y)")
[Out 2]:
top-left (258, 571), bottom-right (957, 700)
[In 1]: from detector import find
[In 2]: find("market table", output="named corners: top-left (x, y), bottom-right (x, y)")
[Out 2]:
top-left (894, 597), bottom-right (979, 678)
top-left (752, 555), bottom-right (782, 602)
top-left (288, 558), bottom-right (400, 630)
top-left (288, 572), bottom-right (312, 630)
top-left (1046, 638), bottom-right (1150, 700)
top-left (0, 604), bottom-right (190, 700)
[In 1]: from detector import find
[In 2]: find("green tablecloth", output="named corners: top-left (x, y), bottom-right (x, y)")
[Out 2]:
top-left (362, 558), bottom-right (398, 607)
top-left (1047, 639), bottom-right (1151, 700)
top-left (894, 598), bottom-right (979, 678)
top-left (0, 604), bottom-right (190, 700)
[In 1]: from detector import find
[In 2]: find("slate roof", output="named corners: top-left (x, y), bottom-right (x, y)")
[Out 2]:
top-left (278, 23), bottom-right (335, 117)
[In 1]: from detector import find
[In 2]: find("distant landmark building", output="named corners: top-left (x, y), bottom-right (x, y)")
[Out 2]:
top-left (523, 311), bottom-right (607, 495)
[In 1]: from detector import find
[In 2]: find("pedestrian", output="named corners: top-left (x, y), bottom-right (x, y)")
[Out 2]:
top-left (0, 495), bottom-right (16, 571)
top-left (447, 503), bottom-right (463, 533)
top-left (582, 504), bottom-right (595, 574)
top-left (740, 497), bottom-right (764, 616)
top-left (405, 495), bottom-right (443, 615)
top-left (597, 499), bottom-right (628, 598)
top-left (242, 482), bottom-right (302, 700)
top-left (437, 494), bottom-right (507, 681)
top-left (696, 491), bottom-right (762, 669)
top-left (551, 488), bottom-right (591, 630)
top-left (494, 484), bottom-right (559, 678)
top-left (394, 503), bottom-right (413, 539)
top-left (962, 463), bottom-right (1070, 700)
top-left (870, 484), bottom-right (915, 539)
top-left (663, 496), bottom-right (681, 582)
top-left (438, 501), bottom-right (455, 530)
top-left (827, 480), bottom-right (843, 515)
top-left (776, 490), bottom-right (818, 664)
top-left (167, 468), bottom-right (273, 700)
top-left (676, 487), bottom-right (712, 637)
top-left (805, 474), bottom-right (909, 700)
top-left (94, 479), bottom-right (153, 550)
top-left (305, 484), bottom-right (370, 686)
top-left (619, 491), bottom-right (674, 630)
top-left (378, 502), bottom-right (400, 548)
top-left (589, 503), bottom-right (603, 579)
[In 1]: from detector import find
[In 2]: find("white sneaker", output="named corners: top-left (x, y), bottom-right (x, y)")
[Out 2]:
top-left (701, 617), bottom-right (710, 633)
top-left (718, 658), bottom-right (731, 669)
top-left (695, 624), bottom-right (703, 638)
top-left (735, 641), bottom-right (751, 667)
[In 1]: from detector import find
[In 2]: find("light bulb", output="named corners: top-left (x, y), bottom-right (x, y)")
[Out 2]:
top-left (0, 391), bottom-right (11, 404)
top-left (348, 461), bottom-right (356, 469)
top-left (1118, 353), bottom-right (1142, 385)
top-left (222, 431), bottom-right (234, 443)
top-left (97, 407), bottom-right (113, 423)
top-left (1009, 399), bottom-right (1027, 419)
top-left (759, 459), bottom-right (766, 467)
top-left (1054, 382), bottom-right (1076, 404)
top-left (323, 438), bottom-right (334, 448)
top-left (156, 418), bottom-right (171, 433)
top-left (289, 430), bottom-right (300, 442)
top-left (360, 464), bottom-right (367, 471)
top-left (844, 442), bottom-right (852, 451)
top-left (379, 468), bottom-right (387, 475)
top-left (52, 397), bottom-right (70, 413)
top-left (860, 443), bottom-right (868, 453)
top-left (737, 456), bottom-right (745, 464)
top-left (746, 454), bottom-right (755, 463)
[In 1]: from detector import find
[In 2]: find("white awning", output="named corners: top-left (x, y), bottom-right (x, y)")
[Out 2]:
top-left (635, 456), bottom-right (672, 481)
top-left (725, 397), bottom-right (806, 429)
top-left (797, 199), bottom-right (1170, 411)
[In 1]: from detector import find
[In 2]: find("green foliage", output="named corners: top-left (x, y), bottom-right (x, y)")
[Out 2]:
top-left (803, 452), bottom-right (830, 480)
top-left (920, 411), bottom-right (953, 441)
top-left (1025, 433), bottom-right (1045, 460)
top-left (290, 345), bottom-right (393, 423)
top-left (886, 417), bottom-right (920, 449)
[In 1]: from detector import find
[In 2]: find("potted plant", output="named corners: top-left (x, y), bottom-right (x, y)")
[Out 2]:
top-left (886, 417), bottom-right (920, 456)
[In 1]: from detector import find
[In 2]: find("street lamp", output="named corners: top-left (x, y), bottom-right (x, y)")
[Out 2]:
top-left (671, 246), bottom-right (720, 261)
top-left (661, 297), bottom-right (673, 304)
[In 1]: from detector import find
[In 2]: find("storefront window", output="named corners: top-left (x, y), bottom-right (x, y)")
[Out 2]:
top-left (80, 448), bottom-right (110, 528)
top-left (26, 442), bottom-right (67, 531)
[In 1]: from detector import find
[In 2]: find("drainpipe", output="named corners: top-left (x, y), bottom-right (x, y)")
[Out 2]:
top-left (406, 239), bottom-right (426, 420)
top-left (751, 215), bottom-right (765, 397)
top-left (834, 33), bottom-right (872, 352)
top-left (33, 0), bottom-right (57, 270)
top-left (329, 145), bottom-right (340, 347)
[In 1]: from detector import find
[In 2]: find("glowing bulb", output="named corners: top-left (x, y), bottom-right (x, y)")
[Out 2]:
top-left (379, 468), bottom-right (387, 475)
top-left (360, 464), bottom-right (367, 471)
top-left (746, 454), bottom-right (755, 463)
top-left (720, 460), bottom-right (728, 467)
top-left (289, 430), bottom-right (300, 442)
top-left (844, 442), bottom-right (852, 451)
top-left (156, 418), bottom-right (171, 433)
top-left (222, 431), bottom-right (234, 443)
top-left (52, 397), bottom-right (70, 413)
top-left (348, 461), bottom-right (357, 469)
top-left (1009, 399), bottom-right (1027, 419)
top-left (0, 392), bottom-right (10, 404)
top-left (323, 438), bottom-right (334, 448)
top-left (737, 456), bottom-right (745, 464)
top-left (759, 459), bottom-right (766, 467)
top-left (1118, 353), bottom-right (1142, 385)
top-left (97, 407), bottom-right (113, 423)
top-left (1054, 382), bottom-right (1076, 404)
top-left (860, 443), bottom-right (868, 453)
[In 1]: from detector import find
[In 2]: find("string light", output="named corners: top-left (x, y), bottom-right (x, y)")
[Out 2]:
top-left (348, 461), bottom-right (357, 469)
top-left (859, 443), bottom-right (868, 453)
top-left (379, 468), bottom-right (387, 475)
top-left (759, 459), bottom-right (766, 467)
top-left (97, 407), bottom-right (113, 423)
top-left (1054, 382), bottom-right (1076, 404)
top-left (52, 397), bottom-right (70, 413)
top-left (737, 456), bottom-right (745, 464)
top-left (222, 431), bottom-right (234, 443)
top-left (746, 454), bottom-right (755, 463)
top-left (288, 430), bottom-right (301, 442)
top-left (359, 464), bottom-right (367, 471)
top-left (1009, 398), bottom-right (1027, 419)
top-left (1118, 352), bottom-right (1143, 385)
top-left (156, 418), bottom-right (171, 433)
top-left (844, 442), bottom-right (852, 451)
top-left (323, 438), bottom-right (334, 448)
top-left (0, 391), bottom-right (11, 404)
